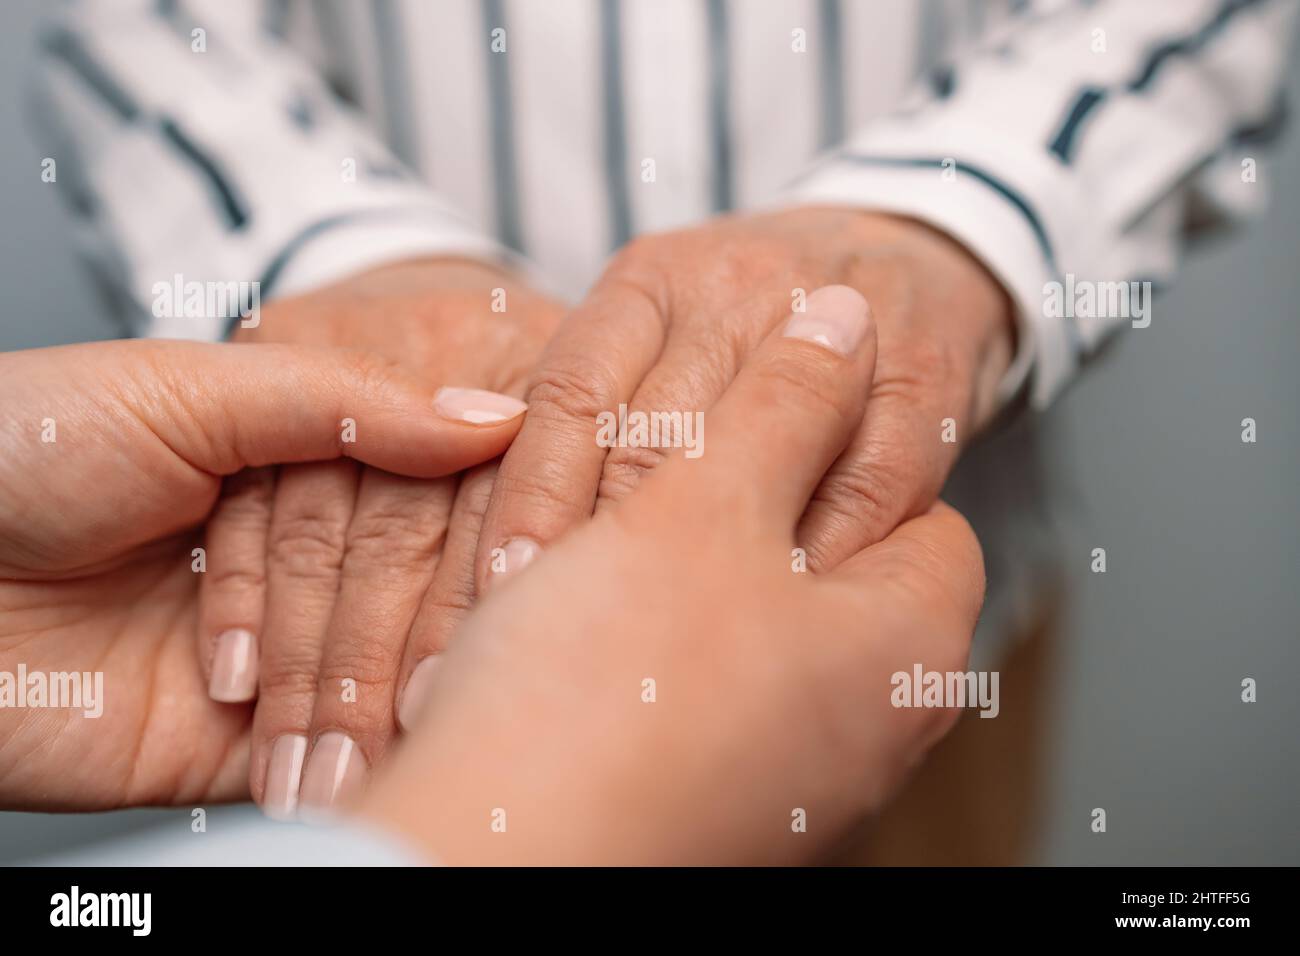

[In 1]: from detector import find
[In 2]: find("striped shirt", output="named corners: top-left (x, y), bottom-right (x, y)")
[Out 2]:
top-left (29, 0), bottom-right (1298, 406)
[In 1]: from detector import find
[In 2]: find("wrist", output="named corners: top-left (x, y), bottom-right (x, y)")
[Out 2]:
top-left (842, 209), bottom-right (1018, 424)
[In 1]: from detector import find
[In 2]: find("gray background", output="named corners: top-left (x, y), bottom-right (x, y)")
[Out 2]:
top-left (1, 0), bottom-right (1296, 864)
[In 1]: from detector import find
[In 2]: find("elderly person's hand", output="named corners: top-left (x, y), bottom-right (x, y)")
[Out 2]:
top-left (365, 288), bottom-right (986, 864)
top-left (198, 258), bottom-right (562, 818)
top-left (473, 208), bottom-right (1012, 593)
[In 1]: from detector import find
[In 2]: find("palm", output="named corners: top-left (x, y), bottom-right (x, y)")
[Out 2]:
top-left (0, 342), bottom-right (250, 809)
top-left (0, 540), bottom-right (251, 810)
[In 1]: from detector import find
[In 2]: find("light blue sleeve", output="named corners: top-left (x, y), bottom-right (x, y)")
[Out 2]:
top-left (25, 806), bottom-right (431, 867)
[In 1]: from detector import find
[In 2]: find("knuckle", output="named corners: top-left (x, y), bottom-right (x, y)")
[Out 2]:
top-left (344, 511), bottom-right (444, 569)
top-left (599, 444), bottom-right (671, 501)
top-left (597, 462), bottom-right (642, 503)
top-left (416, 592), bottom-right (474, 626)
top-left (493, 464), bottom-right (589, 519)
top-left (454, 471), bottom-right (497, 526)
top-left (217, 473), bottom-right (274, 518)
top-left (527, 360), bottom-right (620, 425)
top-left (211, 498), bottom-right (271, 535)
top-left (258, 654), bottom-right (321, 701)
top-left (205, 565), bottom-right (267, 594)
top-left (318, 647), bottom-right (398, 696)
top-left (266, 514), bottom-right (347, 581)
top-left (891, 333), bottom-right (962, 393)
top-left (811, 458), bottom-right (908, 535)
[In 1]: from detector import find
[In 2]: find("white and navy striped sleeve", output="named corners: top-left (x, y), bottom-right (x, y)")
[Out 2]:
top-left (785, 0), bottom-right (1298, 407)
top-left (27, 0), bottom-right (504, 340)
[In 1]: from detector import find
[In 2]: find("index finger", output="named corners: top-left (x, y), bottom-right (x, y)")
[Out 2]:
top-left (472, 277), bottom-right (666, 593)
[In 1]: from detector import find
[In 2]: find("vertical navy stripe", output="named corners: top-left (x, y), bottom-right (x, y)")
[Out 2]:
top-left (483, 0), bottom-right (525, 252)
top-left (41, 29), bottom-right (139, 121)
top-left (817, 0), bottom-right (845, 149)
top-left (158, 119), bottom-right (250, 230)
top-left (929, 64), bottom-right (956, 98)
top-left (372, 0), bottom-right (420, 168)
top-left (705, 0), bottom-right (733, 212)
top-left (44, 29), bottom-right (250, 231)
top-left (313, 1), bottom-right (359, 103)
top-left (599, 0), bottom-right (633, 248)
top-left (1047, 87), bottom-right (1107, 162)
top-left (1128, 0), bottom-right (1265, 92)
top-left (915, 0), bottom-right (948, 78)
top-left (1045, 0), bottom-right (1270, 165)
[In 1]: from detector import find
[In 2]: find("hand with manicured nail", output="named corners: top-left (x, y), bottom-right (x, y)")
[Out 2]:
top-left (363, 289), bottom-right (987, 865)
top-left (473, 207), bottom-right (1015, 596)
top-left (196, 258), bottom-right (562, 819)
top-left (0, 340), bottom-right (524, 809)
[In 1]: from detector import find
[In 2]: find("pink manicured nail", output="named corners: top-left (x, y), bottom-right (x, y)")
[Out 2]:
top-left (208, 628), bottom-right (258, 702)
top-left (490, 536), bottom-right (541, 585)
top-left (398, 656), bottom-right (442, 732)
top-left (433, 387), bottom-right (528, 424)
top-left (299, 732), bottom-right (368, 819)
top-left (263, 734), bottom-right (308, 821)
top-left (783, 285), bottom-right (872, 355)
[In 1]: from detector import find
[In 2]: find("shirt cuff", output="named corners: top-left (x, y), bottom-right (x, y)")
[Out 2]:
top-left (777, 132), bottom-right (1080, 408)
top-left (268, 213), bottom-right (513, 301)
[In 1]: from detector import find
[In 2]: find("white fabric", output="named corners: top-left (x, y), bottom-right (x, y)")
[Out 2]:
top-left (29, 0), bottom-right (1298, 406)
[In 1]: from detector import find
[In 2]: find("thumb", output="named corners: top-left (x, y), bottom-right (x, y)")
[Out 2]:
top-left (0, 340), bottom-right (527, 573)
top-left (106, 340), bottom-right (528, 477)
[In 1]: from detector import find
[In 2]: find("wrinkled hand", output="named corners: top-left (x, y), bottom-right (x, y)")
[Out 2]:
top-left (0, 340), bottom-right (523, 810)
top-left (199, 257), bottom-right (563, 819)
top-left (474, 207), bottom-right (1014, 592)
top-left (365, 288), bottom-right (986, 865)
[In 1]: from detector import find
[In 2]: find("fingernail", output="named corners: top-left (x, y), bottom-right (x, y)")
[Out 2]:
top-left (299, 732), bottom-right (368, 820)
top-left (783, 284), bottom-right (872, 356)
top-left (490, 536), bottom-right (541, 585)
top-left (208, 628), bottom-right (258, 702)
top-left (262, 734), bottom-right (308, 822)
top-left (433, 387), bottom-right (528, 424)
top-left (398, 655), bottom-right (442, 732)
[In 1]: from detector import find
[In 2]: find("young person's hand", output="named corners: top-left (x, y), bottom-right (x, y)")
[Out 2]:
top-left (197, 258), bottom-right (563, 818)
top-left (0, 340), bottom-right (524, 810)
top-left (365, 287), bottom-right (986, 865)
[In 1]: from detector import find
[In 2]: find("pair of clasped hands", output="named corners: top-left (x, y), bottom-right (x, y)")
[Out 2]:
top-left (0, 208), bottom-right (1010, 864)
